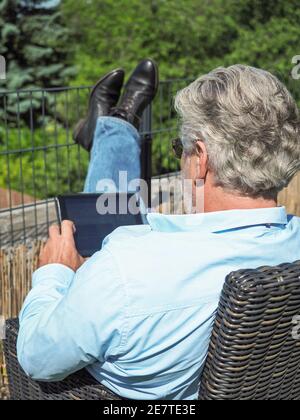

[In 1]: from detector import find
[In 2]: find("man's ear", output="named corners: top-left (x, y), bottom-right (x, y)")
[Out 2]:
top-left (195, 140), bottom-right (208, 179)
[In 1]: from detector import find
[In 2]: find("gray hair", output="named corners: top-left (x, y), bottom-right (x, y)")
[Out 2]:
top-left (175, 65), bottom-right (300, 199)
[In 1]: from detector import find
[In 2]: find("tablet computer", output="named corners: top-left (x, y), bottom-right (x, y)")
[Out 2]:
top-left (55, 193), bottom-right (147, 257)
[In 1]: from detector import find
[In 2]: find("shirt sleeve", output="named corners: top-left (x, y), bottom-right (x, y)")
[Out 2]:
top-left (17, 248), bottom-right (127, 382)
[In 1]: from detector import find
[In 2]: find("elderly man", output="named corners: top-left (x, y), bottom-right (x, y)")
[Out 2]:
top-left (17, 61), bottom-right (300, 400)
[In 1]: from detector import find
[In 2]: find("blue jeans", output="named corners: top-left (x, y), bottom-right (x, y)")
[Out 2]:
top-left (84, 117), bottom-right (141, 193)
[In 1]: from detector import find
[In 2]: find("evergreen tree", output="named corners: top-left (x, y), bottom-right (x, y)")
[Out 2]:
top-left (0, 0), bottom-right (75, 124)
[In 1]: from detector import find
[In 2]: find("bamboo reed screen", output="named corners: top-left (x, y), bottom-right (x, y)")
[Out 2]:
top-left (0, 242), bottom-right (43, 399)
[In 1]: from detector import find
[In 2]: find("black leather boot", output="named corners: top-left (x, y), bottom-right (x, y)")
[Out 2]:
top-left (73, 69), bottom-right (125, 151)
top-left (110, 59), bottom-right (159, 129)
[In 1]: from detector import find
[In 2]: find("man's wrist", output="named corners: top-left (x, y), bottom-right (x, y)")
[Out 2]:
top-left (32, 263), bottom-right (75, 288)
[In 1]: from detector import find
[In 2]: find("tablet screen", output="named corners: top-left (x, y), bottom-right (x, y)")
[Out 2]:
top-left (56, 193), bottom-right (146, 257)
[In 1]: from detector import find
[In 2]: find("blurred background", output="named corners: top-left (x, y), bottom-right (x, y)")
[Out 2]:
top-left (1, 0), bottom-right (300, 91)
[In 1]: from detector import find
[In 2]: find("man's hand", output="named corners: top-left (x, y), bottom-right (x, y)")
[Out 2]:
top-left (38, 220), bottom-right (85, 272)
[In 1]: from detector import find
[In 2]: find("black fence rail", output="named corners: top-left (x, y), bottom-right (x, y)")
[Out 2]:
top-left (0, 79), bottom-right (190, 248)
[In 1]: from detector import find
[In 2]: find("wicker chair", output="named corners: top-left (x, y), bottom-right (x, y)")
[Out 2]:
top-left (4, 261), bottom-right (300, 400)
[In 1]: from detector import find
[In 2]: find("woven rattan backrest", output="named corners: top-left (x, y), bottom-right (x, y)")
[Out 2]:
top-left (199, 261), bottom-right (300, 400)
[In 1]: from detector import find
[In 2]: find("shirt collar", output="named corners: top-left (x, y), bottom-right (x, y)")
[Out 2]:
top-left (147, 207), bottom-right (288, 233)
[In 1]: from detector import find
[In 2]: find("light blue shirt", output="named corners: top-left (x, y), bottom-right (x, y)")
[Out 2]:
top-left (17, 207), bottom-right (300, 400)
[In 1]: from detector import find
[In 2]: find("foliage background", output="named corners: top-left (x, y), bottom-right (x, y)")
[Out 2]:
top-left (62, 0), bottom-right (300, 91)
top-left (0, 0), bottom-right (300, 198)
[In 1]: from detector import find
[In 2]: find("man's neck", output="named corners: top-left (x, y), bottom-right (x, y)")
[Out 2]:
top-left (203, 184), bottom-right (277, 213)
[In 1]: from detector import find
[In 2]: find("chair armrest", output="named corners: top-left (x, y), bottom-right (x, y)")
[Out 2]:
top-left (3, 318), bottom-right (121, 400)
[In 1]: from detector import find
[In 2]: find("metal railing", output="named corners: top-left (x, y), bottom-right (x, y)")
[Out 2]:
top-left (0, 79), bottom-right (190, 248)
